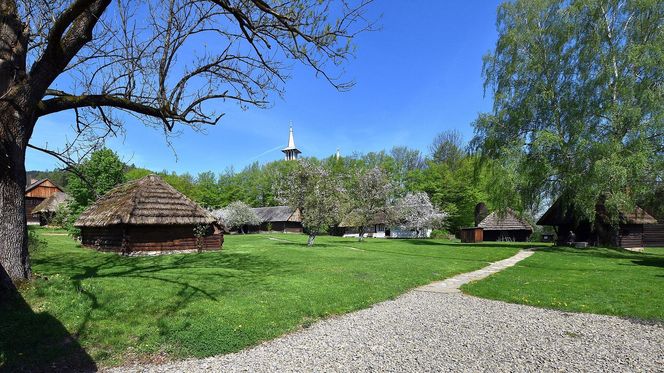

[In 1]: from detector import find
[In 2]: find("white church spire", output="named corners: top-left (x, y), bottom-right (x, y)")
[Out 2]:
top-left (282, 123), bottom-right (302, 161)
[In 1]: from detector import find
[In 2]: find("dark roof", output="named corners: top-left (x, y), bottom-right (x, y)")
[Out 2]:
top-left (478, 209), bottom-right (533, 231)
top-left (537, 198), bottom-right (658, 226)
top-left (32, 192), bottom-right (70, 214)
top-left (252, 206), bottom-right (301, 223)
top-left (25, 178), bottom-right (62, 193)
top-left (75, 174), bottom-right (218, 227)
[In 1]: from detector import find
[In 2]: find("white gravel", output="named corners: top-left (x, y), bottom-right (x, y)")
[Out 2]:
top-left (114, 291), bottom-right (664, 372)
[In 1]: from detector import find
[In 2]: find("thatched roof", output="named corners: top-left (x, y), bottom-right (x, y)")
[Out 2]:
top-left (32, 192), bottom-right (69, 214)
top-left (252, 206), bottom-right (301, 223)
top-left (478, 209), bottom-right (533, 232)
top-left (75, 174), bottom-right (218, 227)
top-left (620, 205), bottom-right (658, 224)
top-left (537, 198), bottom-right (657, 226)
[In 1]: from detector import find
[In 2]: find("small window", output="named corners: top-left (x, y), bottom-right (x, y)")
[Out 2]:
top-left (376, 224), bottom-right (385, 233)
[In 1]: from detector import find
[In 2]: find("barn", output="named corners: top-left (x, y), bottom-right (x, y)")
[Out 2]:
top-left (477, 209), bottom-right (533, 242)
top-left (249, 206), bottom-right (304, 233)
top-left (536, 198), bottom-right (663, 248)
top-left (25, 179), bottom-right (64, 225)
top-left (31, 191), bottom-right (70, 225)
top-left (75, 174), bottom-right (224, 254)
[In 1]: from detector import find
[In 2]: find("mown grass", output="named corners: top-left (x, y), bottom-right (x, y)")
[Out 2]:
top-left (1, 228), bottom-right (523, 370)
top-left (462, 246), bottom-right (664, 321)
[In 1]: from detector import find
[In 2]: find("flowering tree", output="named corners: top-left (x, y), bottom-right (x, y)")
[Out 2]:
top-left (278, 160), bottom-right (343, 246)
top-left (346, 167), bottom-right (397, 241)
top-left (392, 192), bottom-right (447, 237)
top-left (213, 201), bottom-right (260, 234)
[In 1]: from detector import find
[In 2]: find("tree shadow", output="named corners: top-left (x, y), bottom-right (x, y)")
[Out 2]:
top-left (0, 270), bottom-right (97, 372)
top-left (630, 257), bottom-right (664, 269)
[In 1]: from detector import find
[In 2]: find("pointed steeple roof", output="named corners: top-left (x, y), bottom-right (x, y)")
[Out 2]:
top-left (283, 125), bottom-right (299, 151)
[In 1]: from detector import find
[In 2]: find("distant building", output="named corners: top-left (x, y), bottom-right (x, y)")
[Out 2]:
top-left (282, 125), bottom-right (301, 161)
top-left (32, 191), bottom-right (70, 226)
top-left (249, 206), bottom-right (304, 233)
top-left (537, 197), bottom-right (663, 248)
top-left (477, 209), bottom-right (533, 242)
top-left (25, 179), bottom-right (64, 225)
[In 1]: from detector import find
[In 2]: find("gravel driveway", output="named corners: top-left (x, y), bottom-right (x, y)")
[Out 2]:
top-left (115, 290), bottom-right (664, 372)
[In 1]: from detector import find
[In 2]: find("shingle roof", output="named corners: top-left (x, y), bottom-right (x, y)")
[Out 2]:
top-left (75, 174), bottom-right (218, 227)
top-left (32, 192), bottom-right (70, 214)
top-left (478, 209), bottom-right (533, 231)
top-left (252, 206), bottom-right (301, 223)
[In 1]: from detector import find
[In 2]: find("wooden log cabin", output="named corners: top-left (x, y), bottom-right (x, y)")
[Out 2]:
top-left (75, 174), bottom-right (225, 254)
top-left (25, 179), bottom-right (64, 224)
top-left (537, 198), bottom-right (663, 248)
top-left (250, 206), bottom-right (304, 233)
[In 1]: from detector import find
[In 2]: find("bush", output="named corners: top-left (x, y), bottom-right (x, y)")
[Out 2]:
top-left (27, 228), bottom-right (47, 253)
top-left (430, 229), bottom-right (451, 239)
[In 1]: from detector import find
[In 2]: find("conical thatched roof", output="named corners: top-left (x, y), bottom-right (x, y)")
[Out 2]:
top-left (75, 174), bottom-right (218, 227)
top-left (32, 191), bottom-right (70, 214)
top-left (478, 209), bottom-right (533, 232)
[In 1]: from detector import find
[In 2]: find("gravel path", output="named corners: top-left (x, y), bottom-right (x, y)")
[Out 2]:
top-left (114, 251), bottom-right (664, 373)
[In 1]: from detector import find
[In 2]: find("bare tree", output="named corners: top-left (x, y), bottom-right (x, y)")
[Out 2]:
top-left (0, 0), bottom-right (374, 286)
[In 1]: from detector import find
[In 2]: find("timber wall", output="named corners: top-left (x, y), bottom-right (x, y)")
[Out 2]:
top-left (80, 224), bottom-right (223, 252)
top-left (644, 224), bottom-right (664, 247)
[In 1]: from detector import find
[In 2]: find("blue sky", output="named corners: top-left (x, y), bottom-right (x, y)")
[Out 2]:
top-left (27, 1), bottom-right (502, 174)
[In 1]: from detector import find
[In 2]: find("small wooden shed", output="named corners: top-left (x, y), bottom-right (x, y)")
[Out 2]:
top-left (25, 179), bottom-right (64, 224)
top-left (460, 227), bottom-right (484, 243)
top-left (75, 174), bottom-right (224, 254)
top-left (477, 209), bottom-right (533, 242)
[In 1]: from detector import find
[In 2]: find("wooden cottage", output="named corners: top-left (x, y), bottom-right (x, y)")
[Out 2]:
top-left (32, 191), bottom-right (70, 225)
top-left (537, 198), bottom-right (662, 248)
top-left (250, 206), bottom-right (304, 233)
top-left (25, 179), bottom-right (64, 224)
top-left (477, 209), bottom-right (533, 242)
top-left (75, 174), bottom-right (224, 253)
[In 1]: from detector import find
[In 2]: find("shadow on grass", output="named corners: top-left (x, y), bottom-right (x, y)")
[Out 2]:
top-left (20, 247), bottom-right (291, 368)
top-left (0, 271), bottom-right (97, 372)
top-left (539, 246), bottom-right (664, 261)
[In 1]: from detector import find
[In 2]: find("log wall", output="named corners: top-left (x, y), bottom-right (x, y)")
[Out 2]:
top-left (80, 224), bottom-right (223, 253)
top-left (644, 224), bottom-right (664, 247)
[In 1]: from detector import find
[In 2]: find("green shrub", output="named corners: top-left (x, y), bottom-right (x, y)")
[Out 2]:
top-left (27, 228), bottom-right (47, 253)
top-left (430, 229), bottom-right (451, 239)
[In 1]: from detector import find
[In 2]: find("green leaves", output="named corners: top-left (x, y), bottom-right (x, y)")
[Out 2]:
top-left (474, 0), bottom-right (664, 219)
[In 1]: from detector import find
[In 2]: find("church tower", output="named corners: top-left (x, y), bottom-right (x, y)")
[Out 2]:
top-left (282, 125), bottom-right (302, 161)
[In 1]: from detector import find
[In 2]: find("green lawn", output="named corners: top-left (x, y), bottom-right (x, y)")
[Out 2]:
top-left (1, 228), bottom-right (522, 370)
top-left (462, 246), bottom-right (664, 321)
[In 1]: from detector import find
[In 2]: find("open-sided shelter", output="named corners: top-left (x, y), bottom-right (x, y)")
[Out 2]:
top-left (25, 178), bottom-right (64, 224)
top-left (477, 209), bottom-right (533, 242)
top-left (32, 191), bottom-right (69, 225)
top-left (75, 174), bottom-right (224, 253)
top-left (537, 198), bottom-right (662, 248)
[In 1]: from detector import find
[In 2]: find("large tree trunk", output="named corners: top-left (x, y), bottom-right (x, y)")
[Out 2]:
top-left (0, 0), bottom-right (36, 288)
top-left (0, 108), bottom-right (32, 288)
